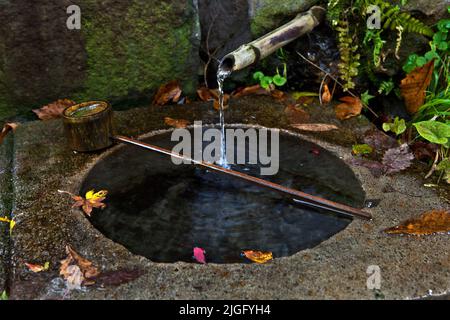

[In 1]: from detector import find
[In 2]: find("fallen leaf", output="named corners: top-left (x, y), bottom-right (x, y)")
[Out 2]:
top-left (384, 210), bottom-right (450, 236)
top-left (271, 89), bottom-right (286, 101)
top-left (352, 144), bottom-right (374, 156)
top-left (32, 99), bottom-right (76, 120)
top-left (193, 247), bottom-right (206, 264)
top-left (60, 245), bottom-right (99, 290)
top-left (363, 129), bottom-right (399, 151)
top-left (335, 96), bottom-right (363, 120)
top-left (59, 189), bottom-right (107, 217)
top-left (0, 123), bottom-right (18, 145)
top-left (285, 104), bottom-right (310, 124)
top-left (197, 87), bottom-right (214, 101)
top-left (153, 81), bottom-right (182, 106)
top-left (321, 83), bottom-right (332, 104)
top-left (232, 85), bottom-right (270, 98)
top-left (400, 60), bottom-right (434, 114)
top-left (93, 269), bottom-right (145, 287)
top-left (242, 250), bottom-right (273, 264)
top-left (25, 262), bottom-right (50, 273)
top-left (382, 144), bottom-right (414, 174)
top-left (0, 216), bottom-right (16, 235)
top-left (164, 117), bottom-right (190, 129)
top-left (290, 123), bottom-right (338, 132)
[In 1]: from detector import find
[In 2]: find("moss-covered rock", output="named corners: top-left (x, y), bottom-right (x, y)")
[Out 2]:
top-left (249, 0), bottom-right (320, 36)
top-left (0, 0), bottom-right (199, 121)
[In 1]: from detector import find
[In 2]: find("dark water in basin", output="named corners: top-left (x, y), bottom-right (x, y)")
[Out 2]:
top-left (81, 127), bottom-right (365, 263)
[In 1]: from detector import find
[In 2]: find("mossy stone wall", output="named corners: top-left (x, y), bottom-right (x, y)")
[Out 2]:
top-left (0, 0), bottom-right (199, 121)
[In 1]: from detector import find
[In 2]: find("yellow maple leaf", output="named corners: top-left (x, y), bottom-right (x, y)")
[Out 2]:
top-left (85, 190), bottom-right (108, 201)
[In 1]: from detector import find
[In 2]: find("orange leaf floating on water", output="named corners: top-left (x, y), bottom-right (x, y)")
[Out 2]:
top-left (164, 117), bottom-right (190, 129)
top-left (242, 250), bottom-right (273, 264)
top-left (384, 210), bottom-right (450, 236)
top-left (25, 262), bottom-right (50, 273)
top-left (400, 60), bottom-right (434, 114)
top-left (0, 123), bottom-right (18, 146)
top-left (291, 123), bottom-right (339, 132)
top-left (153, 80), bottom-right (182, 106)
top-left (60, 245), bottom-right (99, 290)
top-left (335, 96), bottom-right (363, 120)
top-left (321, 83), bottom-right (332, 104)
top-left (33, 99), bottom-right (76, 120)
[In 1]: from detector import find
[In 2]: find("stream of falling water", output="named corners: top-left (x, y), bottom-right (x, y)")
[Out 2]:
top-left (216, 67), bottom-right (231, 168)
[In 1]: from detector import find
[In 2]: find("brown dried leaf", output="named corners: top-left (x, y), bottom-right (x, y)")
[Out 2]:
top-left (321, 84), bottom-right (332, 104)
top-left (153, 81), bottom-right (182, 106)
top-left (60, 245), bottom-right (99, 289)
top-left (384, 210), bottom-right (450, 236)
top-left (271, 89), bottom-right (286, 101)
top-left (335, 96), bottom-right (363, 120)
top-left (242, 250), bottom-right (273, 264)
top-left (164, 117), bottom-right (190, 129)
top-left (284, 104), bottom-right (310, 124)
top-left (290, 123), bottom-right (339, 132)
top-left (93, 269), bottom-right (145, 287)
top-left (213, 94), bottom-right (230, 111)
top-left (197, 87), bottom-right (214, 102)
top-left (232, 85), bottom-right (270, 98)
top-left (32, 99), bottom-right (76, 120)
top-left (0, 123), bottom-right (18, 145)
top-left (400, 60), bottom-right (434, 114)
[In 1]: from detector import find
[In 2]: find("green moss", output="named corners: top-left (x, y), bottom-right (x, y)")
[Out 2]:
top-left (250, 0), bottom-right (319, 36)
top-left (74, 0), bottom-right (198, 104)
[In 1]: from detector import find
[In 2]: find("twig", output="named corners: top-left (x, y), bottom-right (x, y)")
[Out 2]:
top-left (425, 150), bottom-right (440, 179)
top-left (297, 51), bottom-right (378, 118)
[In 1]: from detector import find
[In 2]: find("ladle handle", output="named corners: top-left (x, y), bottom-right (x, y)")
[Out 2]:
top-left (112, 135), bottom-right (372, 221)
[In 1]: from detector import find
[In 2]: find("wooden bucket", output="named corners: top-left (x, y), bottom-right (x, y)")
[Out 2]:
top-left (62, 101), bottom-right (114, 152)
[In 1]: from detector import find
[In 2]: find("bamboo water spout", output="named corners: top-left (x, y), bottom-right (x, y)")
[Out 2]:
top-left (219, 6), bottom-right (326, 73)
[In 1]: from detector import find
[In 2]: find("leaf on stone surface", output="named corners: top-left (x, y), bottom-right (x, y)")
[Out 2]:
top-left (0, 216), bottom-right (16, 235)
top-left (352, 144), bottom-right (373, 156)
top-left (363, 129), bottom-right (399, 151)
top-left (197, 86), bottom-right (214, 102)
top-left (0, 123), bottom-right (18, 145)
top-left (348, 158), bottom-right (385, 178)
top-left (290, 123), bottom-right (338, 132)
top-left (382, 144), bottom-right (415, 174)
top-left (242, 250), bottom-right (273, 264)
top-left (32, 99), bottom-right (76, 120)
top-left (335, 96), bottom-right (363, 120)
top-left (59, 189), bottom-right (107, 217)
top-left (153, 81), bottom-right (182, 106)
top-left (60, 245), bottom-right (99, 290)
top-left (270, 89), bottom-right (286, 101)
top-left (400, 60), bottom-right (434, 114)
top-left (232, 85), bottom-right (270, 98)
top-left (193, 247), bottom-right (206, 264)
top-left (321, 83), bottom-right (332, 104)
top-left (284, 104), bottom-right (310, 124)
top-left (384, 210), bottom-right (450, 236)
top-left (164, 117), bottom-right (190, 129)
top-left (93, 269), bottom-right (145, 287)
top-left (25, 262), bottom-right (50, 273)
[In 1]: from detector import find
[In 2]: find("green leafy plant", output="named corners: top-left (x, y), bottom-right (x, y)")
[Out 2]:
top-left (253, 64), bottom-right (288, 90)
top-left (328, 0), bottom-right (433, 91)
top-left (0, 291), bottom-right (7, 300)
top-left (413, 121), bottom-right (450, 146)
top-left (352, 144), bottom-right (374, 155)
top-left (383, 117), bottom-right (407, 136)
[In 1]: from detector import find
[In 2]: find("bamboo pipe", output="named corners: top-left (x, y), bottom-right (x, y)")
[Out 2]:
top-left (219, 6), bottom-right (326, 73)
top-left (112, 135), bottom-right (372, 220)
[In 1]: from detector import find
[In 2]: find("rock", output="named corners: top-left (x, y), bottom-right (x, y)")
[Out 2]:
top-left (404, 0), bottom-right (450, 24)
top-left (0, 0), bottom-right (200, 120)
top-left (249, 0), bottom-right (320, 36)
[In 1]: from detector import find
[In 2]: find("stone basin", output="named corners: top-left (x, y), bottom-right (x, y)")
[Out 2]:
top-left (1, 96), bottom-right (449, 299)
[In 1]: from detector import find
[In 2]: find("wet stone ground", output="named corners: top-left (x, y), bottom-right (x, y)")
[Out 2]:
top-left (0, 96), bottom-right (449, 299)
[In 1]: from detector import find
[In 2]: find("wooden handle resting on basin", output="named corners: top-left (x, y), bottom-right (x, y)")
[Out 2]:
top-left (112, 135), bottom-right (372, 221)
